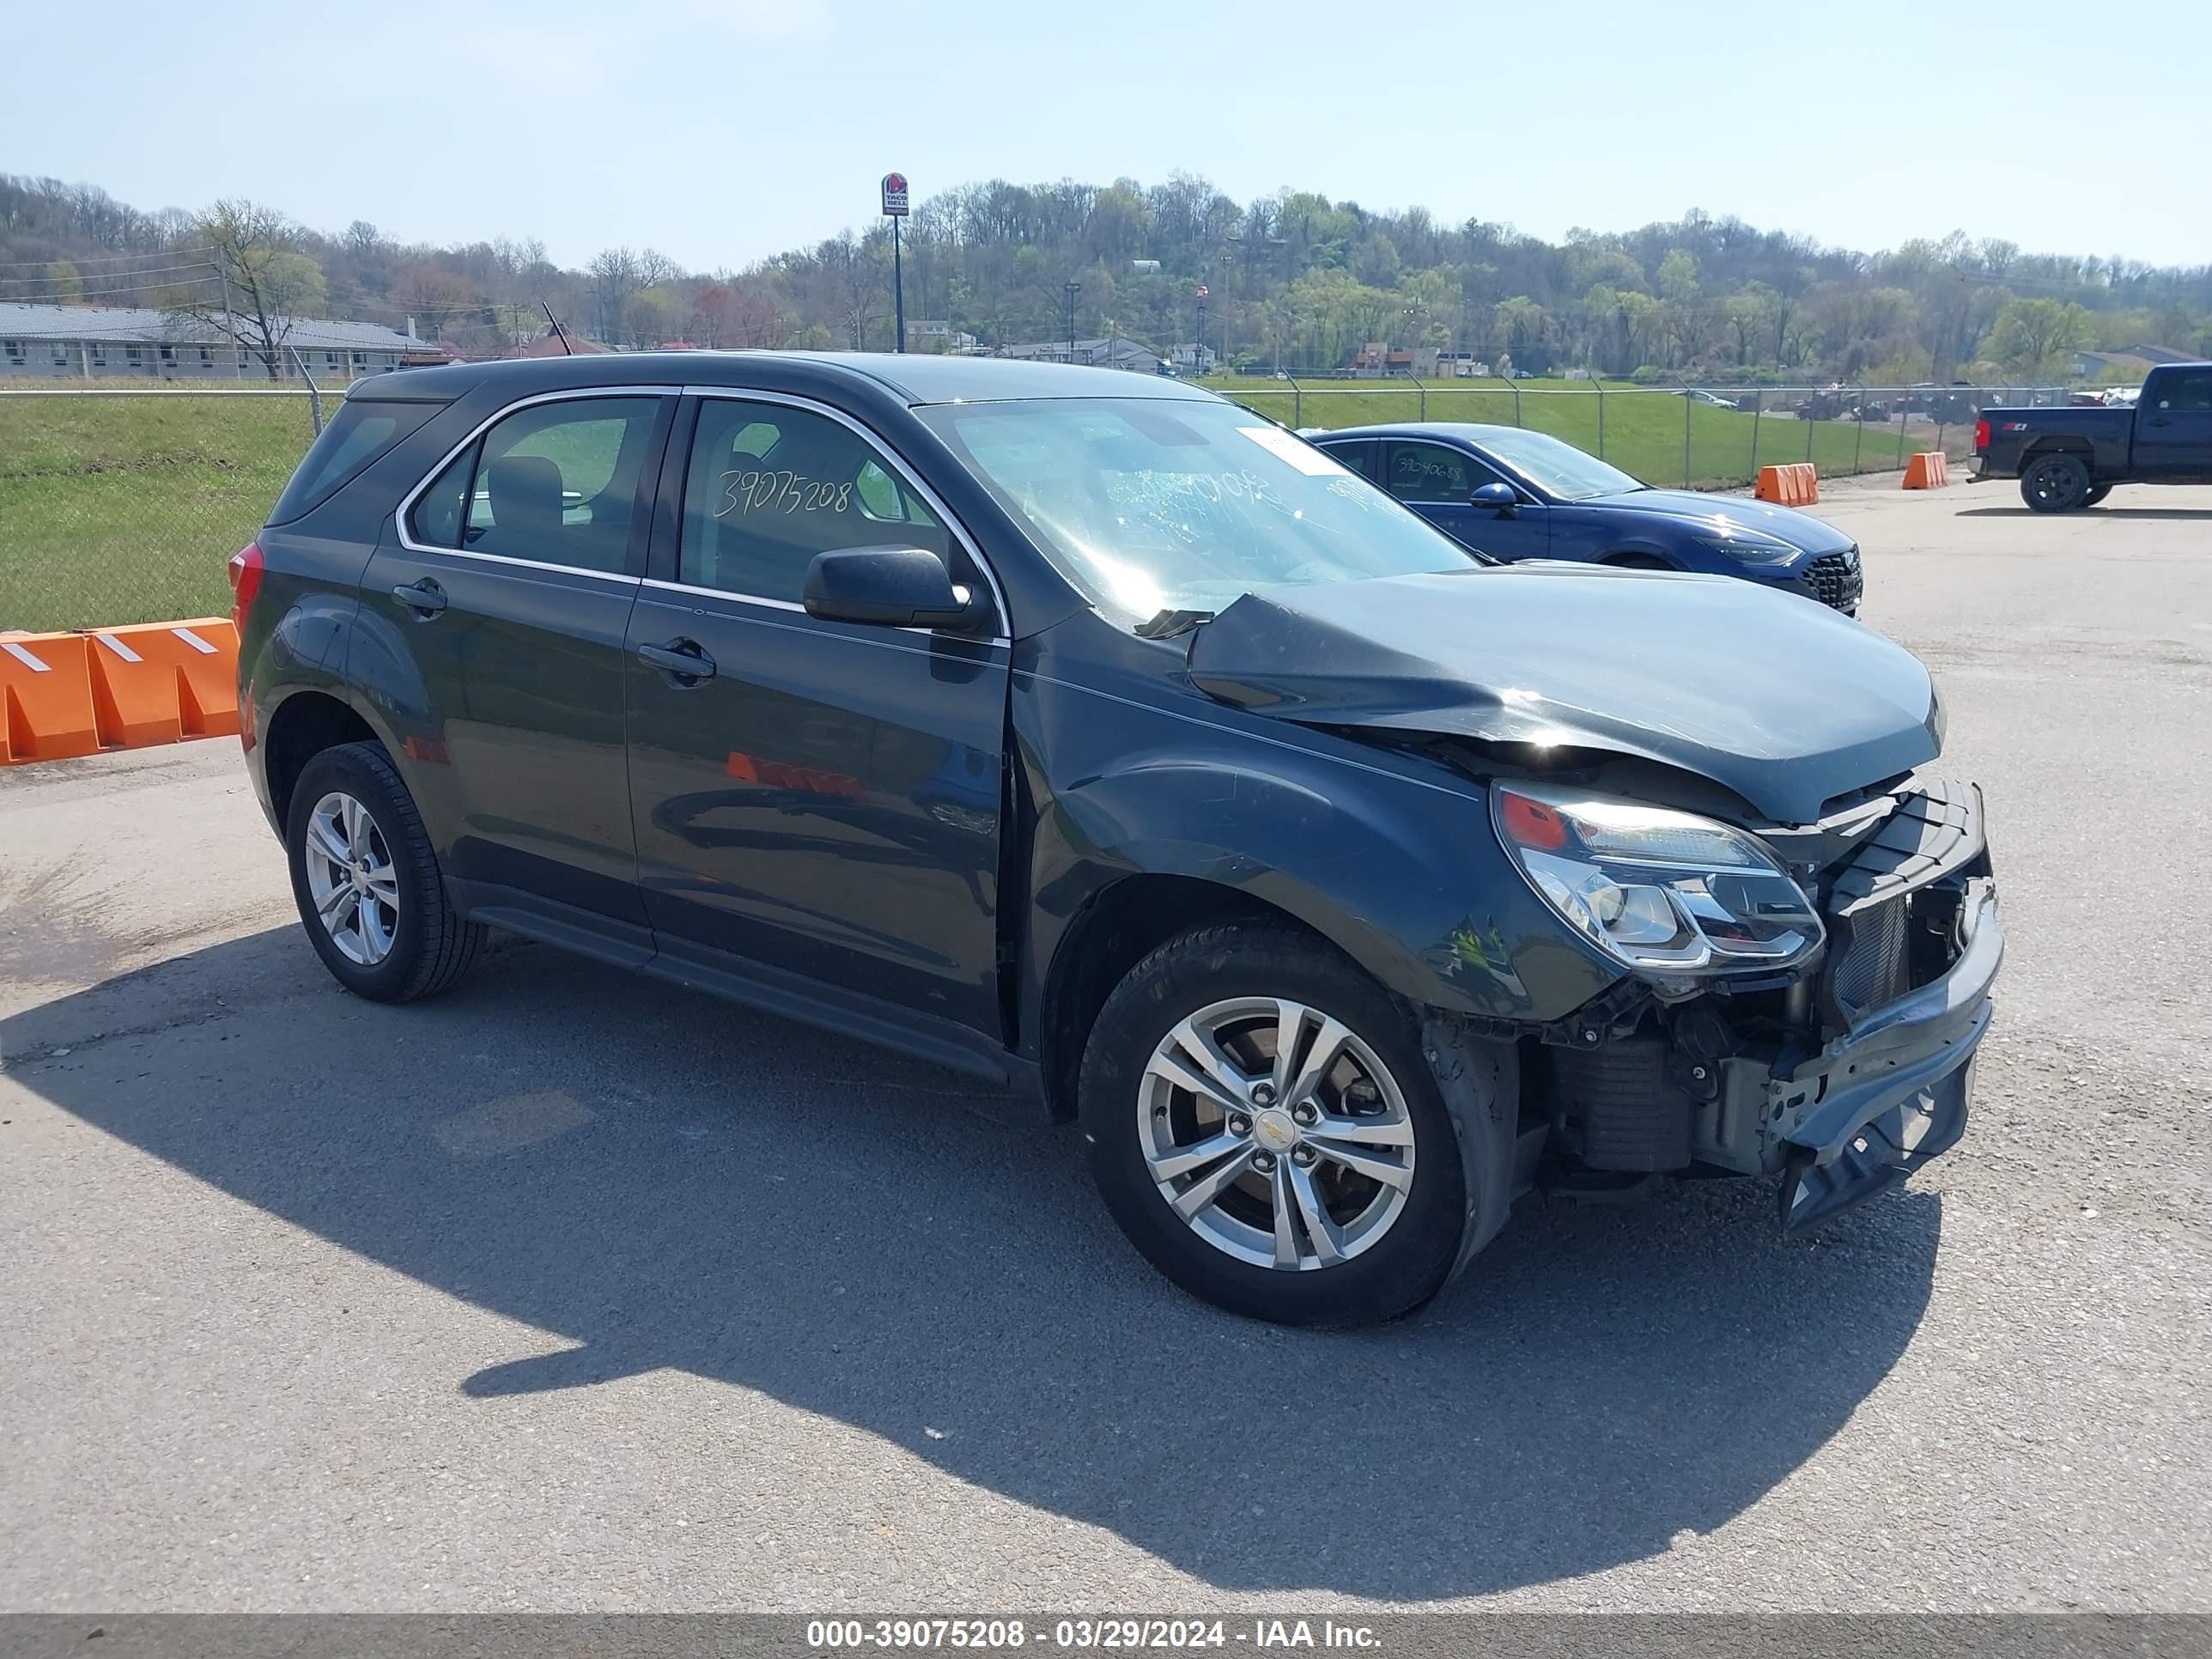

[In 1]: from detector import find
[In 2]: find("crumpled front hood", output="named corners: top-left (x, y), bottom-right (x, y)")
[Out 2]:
top-left (1187, 565), bottom-right (1939, 824)
top-left (1586, 489), bottom-right (1857, 553)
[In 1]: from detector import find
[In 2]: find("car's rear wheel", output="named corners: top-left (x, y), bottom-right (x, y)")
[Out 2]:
top-left (1079, 924), bottom-right (1509, 1326)
top-left (2021, 452), bottom-right (2093, 513)
top-left (286, 740), bottom-right (483, 1002)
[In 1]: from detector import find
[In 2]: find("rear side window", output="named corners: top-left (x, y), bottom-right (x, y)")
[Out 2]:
top-left (403, 396), bottom-right (664, 575)
top-left (269, 399), bottom-right (438, 524)
top-left (1386, 441), bottom-right (1475, 504)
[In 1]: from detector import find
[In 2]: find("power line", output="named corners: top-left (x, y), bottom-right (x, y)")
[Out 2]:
top-left (3, 265), bottom-right (219, 296)
top-left (0, 246), bottom-right (213, 269)
top-left (6, 262), bottom-right (217, 282)
top-left (0, 276), bottom-right (216, 303)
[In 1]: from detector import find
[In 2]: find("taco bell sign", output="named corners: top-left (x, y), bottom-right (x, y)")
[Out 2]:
top-left (881, 173), bottom-right (909, 217)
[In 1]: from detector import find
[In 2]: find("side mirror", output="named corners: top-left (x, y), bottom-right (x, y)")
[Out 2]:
top-left (1470, 481), bottom-right (1517, 512)
top-left (803, 546), bottom-right (988, 632)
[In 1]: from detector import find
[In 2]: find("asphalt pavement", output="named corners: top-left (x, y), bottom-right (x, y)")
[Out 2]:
top-left (3, 475), bottom-right (2208, 1613)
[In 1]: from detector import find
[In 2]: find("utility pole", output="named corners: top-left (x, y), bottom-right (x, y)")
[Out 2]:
top-left (1065, 282), bottom-right (1080, 362)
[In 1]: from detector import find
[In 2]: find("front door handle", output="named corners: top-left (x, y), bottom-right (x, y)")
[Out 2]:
top-left (637, 638), bottom-right (716, 684)
top-left (392, 578), bottom-right (447, 616)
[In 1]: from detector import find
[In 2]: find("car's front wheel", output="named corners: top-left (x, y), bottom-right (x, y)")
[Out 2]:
top-left (285, 740), bottom-right (483, 1002)
top-left (2021, 452), bottom-right (2093, 513)
top-left (1079, 924), bottom-right (1512, 1326)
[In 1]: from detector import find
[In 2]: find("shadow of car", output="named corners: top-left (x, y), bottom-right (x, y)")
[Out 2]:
top-left (3, 926), bottom-right (1942, 1600)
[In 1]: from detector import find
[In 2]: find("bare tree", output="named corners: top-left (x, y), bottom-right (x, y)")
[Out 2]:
top-left (167, 199), bottom-right (327, 380)
top-left (587, 247), bottom-right (641, 344)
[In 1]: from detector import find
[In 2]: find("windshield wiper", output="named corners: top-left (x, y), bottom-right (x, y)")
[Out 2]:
top-left (1134, 607), bottom-right (1215, 640)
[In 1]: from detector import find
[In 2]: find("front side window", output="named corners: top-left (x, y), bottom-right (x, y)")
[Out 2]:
top-left (407, 396), bottom-right (661, 574)
top-left (678, 399), bottom-right (949, 603)
top-left (1386, 441), bottom-right (1474, 503)
top-left (2154, 371), bottom-right (2212, 412)
top-left (1466, 427), bottom-right (1644, 501)
top-left (920, 396), bottom-right (1467, 624)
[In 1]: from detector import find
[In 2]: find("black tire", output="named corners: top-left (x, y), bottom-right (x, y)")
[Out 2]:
top-left (2083, 483), bottom-right (2113, 507)
top-left (1604, 552), bottom-right (1672, 570)
top-left (2021, 452), bottom-right (2093, 513)
top-left (284, 739), bottom-right (483, 1002)
top-left (1078, 923), bottom-right (1512, 1327)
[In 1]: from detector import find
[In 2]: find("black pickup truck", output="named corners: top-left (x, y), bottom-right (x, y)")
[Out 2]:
top-left (1975, 362), bottom-right (2212, 511)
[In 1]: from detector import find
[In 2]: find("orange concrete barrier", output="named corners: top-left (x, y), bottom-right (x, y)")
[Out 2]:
top-left (1755, 462), bottom-right (1820, 507)
top-left (1903, 451), bottom-right (1951, 489)
top-left (84, 618), bottom-right (240, 747)
top-left (2, 617), bottom-right (240, 765)
top-left (0, 632), bottom-right (101, 764)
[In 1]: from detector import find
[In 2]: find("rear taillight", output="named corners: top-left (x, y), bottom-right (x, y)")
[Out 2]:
top-left (228, 542), bottom-right (264, 632)
top-left (1972, 419), bottom-right (1990, 453)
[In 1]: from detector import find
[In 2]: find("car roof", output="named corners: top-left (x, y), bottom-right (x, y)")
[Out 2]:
top-left (355, 349), bottom-right (1217, 408)
top-left (1309, 422), bottom-right (1530, 444)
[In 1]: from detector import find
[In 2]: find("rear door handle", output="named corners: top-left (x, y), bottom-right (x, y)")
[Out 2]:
top-left (637, 639), bottom-right (716, 684)
top-left (392, 578), bottom-right (447, 616)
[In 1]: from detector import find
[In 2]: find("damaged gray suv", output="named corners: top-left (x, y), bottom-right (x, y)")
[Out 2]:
top-left (238, 351), bottom-right (2002, 1326)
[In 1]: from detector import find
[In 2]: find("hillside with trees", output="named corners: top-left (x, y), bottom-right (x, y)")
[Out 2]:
top-left (4, 170), bottom-right (2208, 381)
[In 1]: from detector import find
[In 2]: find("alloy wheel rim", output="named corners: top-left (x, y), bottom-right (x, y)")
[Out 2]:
top-left (1138, 996), bottom-right (1415, 1271)
top-left (303, 791), bottom-right (400, 966)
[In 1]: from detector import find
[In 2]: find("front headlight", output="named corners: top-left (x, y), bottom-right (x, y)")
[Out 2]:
top-left (1492, 782), bottom-right (1823, 976)
top-left (1692, 534), bottom-right (1799, 565)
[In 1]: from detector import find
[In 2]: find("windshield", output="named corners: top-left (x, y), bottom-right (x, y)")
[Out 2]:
top-left (1470, 427), bottom-right (1644, 501)
top-left (918, 397), bottom-right (1472, 624)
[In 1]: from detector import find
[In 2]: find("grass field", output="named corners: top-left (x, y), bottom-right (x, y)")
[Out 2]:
top-left (1200, 377), bottom-right (1976, 493)
top-left (1, 380), bottom-right (1977, 635)
top-left (1, 393), bottom-right (321, 633)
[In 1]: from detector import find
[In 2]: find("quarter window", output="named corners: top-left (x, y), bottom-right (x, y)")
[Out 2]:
top-left (408, 396), bottom-right (663, 574)
top-left (1319, 438), bottom-right (1379, 482)
top-left (1386, 441), bottom-right (1474, 503)
top-left (678, 399), bottom-right (950, 603)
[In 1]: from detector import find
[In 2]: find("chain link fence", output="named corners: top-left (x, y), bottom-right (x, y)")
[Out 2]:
top-left (1, 377), bottom-right (2075, 635)
top-left (0, 387), bottom-right (329, 634)
top-left (1208, 378), bottom-right (2069, 491)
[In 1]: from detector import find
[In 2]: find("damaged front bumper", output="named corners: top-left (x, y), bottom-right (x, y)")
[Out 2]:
top-left (1771, 876), bottom-right (2002, 1231)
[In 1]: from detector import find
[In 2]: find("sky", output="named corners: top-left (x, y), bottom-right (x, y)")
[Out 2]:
top-left (8, 0), bottom-right (2211, 276)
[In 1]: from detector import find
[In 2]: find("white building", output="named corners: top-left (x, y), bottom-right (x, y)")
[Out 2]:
top-left (0, 302), bottom-right (429, 381)
top-left (903, 319), bottom-right (979, 352)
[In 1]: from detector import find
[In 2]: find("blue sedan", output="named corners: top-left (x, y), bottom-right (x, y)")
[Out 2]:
top-left (1310, 422), bottom-right (1863, 614)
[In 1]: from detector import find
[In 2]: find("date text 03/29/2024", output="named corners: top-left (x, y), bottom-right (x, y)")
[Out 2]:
top-left (805, 1618), bottom-right (1382, 1650)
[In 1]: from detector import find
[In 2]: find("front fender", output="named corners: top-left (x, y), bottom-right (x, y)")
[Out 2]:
top-left (1017, 665), bottom-right (1622, 1035)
